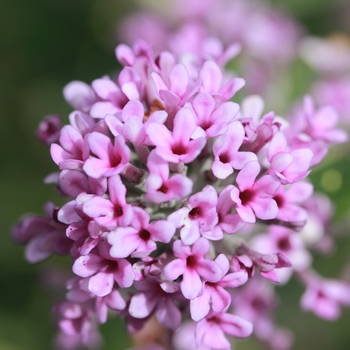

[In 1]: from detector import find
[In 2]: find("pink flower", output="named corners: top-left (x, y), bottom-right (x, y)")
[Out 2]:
top-left (145, 151), bottom-right (193, 203)
top-left (272, 181), bottom-right (313, 227)
top-left (190, 93), bottom-right (240, 139)
top-left (89, 77), bottom-right (128, 118)
top-left (235, 244), bottom-right (292, 283)
top-left (128, 278), bottom-right (182, 330)
top-left (151, 62), bottom-right (198, 115)
top-left (299, 270), bottom-right (350, 320)
top-left (168, 185), bottom-right (218, 245)
top-left (50, 125), bottom-right (89, 170)
top-left (231, 278), bottom-right (293, 350)
top-left (11, 202), bottom-right (72, 263)
top-left (230, 161), bottom-right (280, 223)
top-left (108, 206), bottom-right (175, 258)
top-left (58, 169), bottom-right (107, 198)
top-left (83, 133), bottom-right (130, 179)
top-left (72, 241), bottom-right (135, 297)
top-left (267, 131), bottom-right (313, 185)
top-left (77, 175), bottom-right (133, 229)
top-left (209, 185), bottom-right (245, 240)
top-left (196, 311), bottom-right (253, 349)
top-left (190, 254), bottom-right (248, 321)
top-left (146, 107), bottom-right (206, 164)
top-left (302, 95), bottom-right (348, 144)
top-left (163, 237), bottom-right (223, 299)
top-left (250, 226), bottom-right (310, 283)
top-left (36, 114), bottom-right (62, 145)
top-left (211, 121), bottom-right (257, 179)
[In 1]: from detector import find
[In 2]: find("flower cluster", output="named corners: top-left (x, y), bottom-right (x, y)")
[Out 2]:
top-left (12, 1), bottom-right (350, 350)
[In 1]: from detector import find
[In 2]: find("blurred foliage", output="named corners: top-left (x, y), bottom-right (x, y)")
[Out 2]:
top-left (1, 0), bottom-right (350, 349)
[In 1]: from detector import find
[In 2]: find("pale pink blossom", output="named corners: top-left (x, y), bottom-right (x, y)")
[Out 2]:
top-left (108, 207), bottom-right (175, 258)
top-left (129, 278), bottom-right (182, 330)
top-left (230, 161), bottom-right (280, 223)
top-left (163, 237), bottom-right (223, 299)
top-left (83, 133), bottom-right (130, 179)
top-left (196, 311), bottom-right (253, 349)
top-left (211, 121), bottom-right (257, 179)
top-left (299, 270), bottom-right (350, 320)
top-left (190, 254), bottom-right (248, 321)
top-left (146, 107), bottom-right (206, 164)
top-left (145, 151), bottom-right (193, 203)
top-left (77, 175), bottom-right (133, 230)
top-left (168, 185), bottom-right (218, 245)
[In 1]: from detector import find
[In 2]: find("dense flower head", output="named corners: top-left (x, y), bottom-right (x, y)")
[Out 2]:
top-left (11, 0), bottom-right (350, 350)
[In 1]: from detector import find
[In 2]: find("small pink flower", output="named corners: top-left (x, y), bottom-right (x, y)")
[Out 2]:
top-left (89, 77), bottom-right (128, 118)
top-left (168, 185), bottom-right (218, 245)
top-left (36, 114), bottom-right (62, 145)
top-left (196, 311), bottom-right (253, 350)
top-left (267, 131), bottom-right (313, 185)
top-left (273, 181), bottom-right (313, 227)
top-left (72, 244), bottom-right (135, 297)
top-left (128, 278), bottom-right (182, 330)
top-left (230, 161), bottom-right (280, 223)
top-left (163, 237), bottom-right (223, 300)
top-left (190, 92), bottom-right (240, 139)
top-left (190, 254), bottom-right (248, 321)
top-left (299, 270), bottom-right (350, 320)
top-left (211, 121), bottom-right (257, 179)
top-left (83, 133), bottom-right (130, 179)
top-left (146, 107), bottom-right (206, 164)
top-left (77, 175), bottom-right (133, 229)
top-left (235, 244), bottom-right (292, 283)
top-left (145, 150), bottom-right (193, 203)
top-left (11, 202), bottom-right (72, 264)
top-left (108, 207), bottom-right (175, 258)
top-left (50, 125), bottom-right (88, 170)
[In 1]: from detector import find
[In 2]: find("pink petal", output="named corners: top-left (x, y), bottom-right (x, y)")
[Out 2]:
top-left (196, 259), bottom-right (223, 283)
top-left (172, 107), bottom-right (197, 142)
top-left (63, 81), bottom-right (96, 111)
top-left (182, 269), bottom-right (202, 300)
top-left (220, 313), bottom-right (253, 338)
top-left (129, 292), bottom-right (157, 318)
top-left (190, 289), bottom-right (211, 321)
top-left (200, 61), bottom-right (222, 93)
top-left (108, 228), bottom-right (139, 258)
top-left (73, 254), bottom-right (104, 277)
top-left (169, 64), bottom-right (189, 97)
top-left (88, 272), bottom-right (114, 297)
top-left (156, 298), bottom-right (182, 330)
top-left (164, 259), bottom-right (186, 281)
top-left (236, 161), bottom-right (260, 191)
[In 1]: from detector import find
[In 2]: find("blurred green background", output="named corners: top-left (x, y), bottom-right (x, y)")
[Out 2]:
top-left (1, 0), bottom-right (350, 349)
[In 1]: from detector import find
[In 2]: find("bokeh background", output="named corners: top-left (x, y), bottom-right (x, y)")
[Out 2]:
top-left (1, 0), bottom-right (350, 349)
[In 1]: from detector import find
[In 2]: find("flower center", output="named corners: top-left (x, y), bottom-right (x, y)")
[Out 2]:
top-left (114, 206), bottom-right (123, 217)
top-left (239, 189), bottom-right (255, 205)
top-left (186, 255), bottom-right (196, 268)
top-left (219, 153), bottom-right (230, 164)
top-left (139, 229), bottom-right (151, 241)
top-left (189, 207), bottom-right (201, 220)
top-left (274, 194), bottom-right (284, 207)
top-left (110, 154), bottom-right (121, 167)
top-left (277, 236), bottom-right (291, 251)
top-left (172, 143), bottom-right (187, 155)
top-left (157, 183), bottom-right (168, 193)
